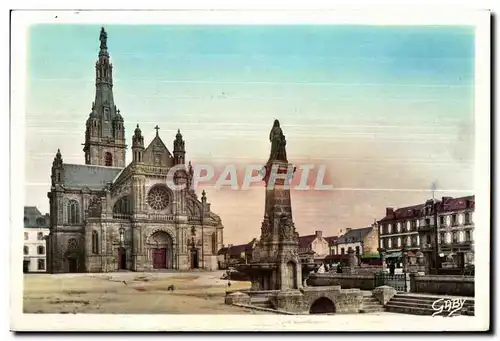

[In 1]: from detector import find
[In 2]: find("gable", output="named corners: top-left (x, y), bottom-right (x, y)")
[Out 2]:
top-left (143, 136), bottom-right (174, 167)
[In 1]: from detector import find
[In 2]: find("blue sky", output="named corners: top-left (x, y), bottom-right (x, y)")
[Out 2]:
top-left (25, 24), bottom-right (475, 243)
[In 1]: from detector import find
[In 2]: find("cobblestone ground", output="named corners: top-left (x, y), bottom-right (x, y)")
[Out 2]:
top-left (23, 271), bottom-right (267, 314)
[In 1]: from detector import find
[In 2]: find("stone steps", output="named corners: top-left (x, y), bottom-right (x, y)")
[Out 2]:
top-left (386, 294), bottom-right (475, 316)
top-left (250, 297), bottom-right (273, 309)
top-left (360, 296), bottom-right (385, 313)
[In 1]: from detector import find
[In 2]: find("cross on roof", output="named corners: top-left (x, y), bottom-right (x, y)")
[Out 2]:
top-left (154, 125), bottom-right (160, 136)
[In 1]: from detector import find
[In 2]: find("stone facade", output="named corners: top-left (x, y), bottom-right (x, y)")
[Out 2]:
top-left (409, 273), bottom-right (474, 297)
top-left (45, 28), bottom-right (224, 273)
top-left (240, 120), bottom-right (303, 291)
top-left (372, 285), bottom-right (397, 305)
top-left (230, 120), bottom-right (363, 315)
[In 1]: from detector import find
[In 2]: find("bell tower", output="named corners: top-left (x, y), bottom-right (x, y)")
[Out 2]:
top-left (83, 27), bottom-right (127, 167)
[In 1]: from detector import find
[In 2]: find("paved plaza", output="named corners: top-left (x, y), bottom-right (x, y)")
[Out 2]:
top-left (23, 271), bottom-right (265, 314)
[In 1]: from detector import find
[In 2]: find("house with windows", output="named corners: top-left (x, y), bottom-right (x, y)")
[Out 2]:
top-left (297, 231), bottom-right (332, 262)
top-left (333, 222), bottom-right (379, 258)
top-left (23, 206), bottom-right (50, 272)
top-left (217, 239), bottom-right (258, 269)
top-left (378, 195), bottom-right (475, 269)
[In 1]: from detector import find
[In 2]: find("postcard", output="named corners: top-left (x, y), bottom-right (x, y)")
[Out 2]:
top-left (10, 9), bottom-right (490, 332)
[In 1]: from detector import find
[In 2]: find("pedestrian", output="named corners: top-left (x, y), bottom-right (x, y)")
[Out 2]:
top-left (337, 262), bottom-right (343, 274)
top-left (389, 261), bottom-right (395, 276)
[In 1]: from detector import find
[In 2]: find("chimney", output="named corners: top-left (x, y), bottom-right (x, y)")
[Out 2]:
top-left (315, 230), bottom-right (323, 239)
top-left (386, 207), bottom-right (394, 216)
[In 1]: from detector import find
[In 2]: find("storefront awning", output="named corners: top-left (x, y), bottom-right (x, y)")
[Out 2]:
top-left (385, 252), bottom-right (402, 258)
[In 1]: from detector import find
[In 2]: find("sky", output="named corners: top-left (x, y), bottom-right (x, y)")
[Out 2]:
top-left (25, 24), bottom-right (475, 244)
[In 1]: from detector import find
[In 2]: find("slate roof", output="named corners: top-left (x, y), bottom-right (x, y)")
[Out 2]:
top-left (440, 195), bottom-right (475, 213)
top-left (218, 239), bottom-right (257, 257)
top-left (379, 204), bottom-right (424, 222)
top-left (325, 236), bottom-right (339, 246)
top-left (336, 227), bottom-right (372, 244)
top-left (298, 234), bottom-right (317, 249)
top-left (379, 195), bottom-right (475, 222)
top-left (62, 163), bottom-right (123, 190)
top-left (24, 206), bottom-right (50, 228)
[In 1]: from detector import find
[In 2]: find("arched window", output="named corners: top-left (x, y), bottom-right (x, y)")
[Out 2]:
top-left (105, 152), bottom-right (113, 166)
top-left (37, 245), bottom-right (45, 255)
top-left (23, 246), bottom-right (28, 255)
top-left (113, 196), bottom-right (131, 215)
top-left (24, 232), bottom-right (28, 240)
top-left (37, 232), bottom-right (44, 240)
top-left (67, 200), bottom-right (80, 224)
top-left (92, 231), bottom-right (99, 254)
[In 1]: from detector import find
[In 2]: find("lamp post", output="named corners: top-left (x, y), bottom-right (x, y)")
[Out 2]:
top-left (401, 245), bottom-right (408, 292)
top-left (227, 244), bottom-right (233, 286)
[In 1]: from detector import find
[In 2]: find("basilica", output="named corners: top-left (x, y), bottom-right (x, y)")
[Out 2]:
top-left (46, 28), bottom-right (224, 273)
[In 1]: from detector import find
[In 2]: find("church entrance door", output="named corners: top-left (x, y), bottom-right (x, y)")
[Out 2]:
top-left (153, 248), bottom-right (167, 269)
top-left (118, 247), bottom-right (127, 270)
top-left (68, 258), bottom-right (78, 273)
top-left (148, 231), bottom-right (174, 269)
top-left (191, 249), bottom-right (199, 269)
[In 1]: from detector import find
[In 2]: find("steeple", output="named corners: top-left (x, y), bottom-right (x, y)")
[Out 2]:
top-left (173, 129), bottom-right (186, 165)
top-left (83, 27), bottom-right (127, 167)
top-left (51, 149), bottom-right (64, 186)
top-left (132, 124), bottom-right (145, 163)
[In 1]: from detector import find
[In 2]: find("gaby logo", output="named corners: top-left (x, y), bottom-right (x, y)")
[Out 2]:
top-left (431, 298), bottom-right (466, 317)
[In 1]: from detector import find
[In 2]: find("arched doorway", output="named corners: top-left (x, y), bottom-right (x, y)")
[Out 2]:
top-left (118, 247), bottom-right (127, 270)
top-left (190, 248), bottom-right (199, 269)
top-left (309, 297), bottom-right (336, 314)
top-left (148, 231), bottom-right (174, 269)
top-left (67, 256), bottom-right (78, 273)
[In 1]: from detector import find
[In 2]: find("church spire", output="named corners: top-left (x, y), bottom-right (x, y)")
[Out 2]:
top-left (83, 27), bottom-right (127, 168)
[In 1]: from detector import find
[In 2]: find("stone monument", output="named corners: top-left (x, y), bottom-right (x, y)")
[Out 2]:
top-left (230, 120), bottom-right (363, 314)
top-left (239, 119), bottom-right (305, 291)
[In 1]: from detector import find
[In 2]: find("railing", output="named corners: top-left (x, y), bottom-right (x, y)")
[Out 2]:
top-left (188, 216), bottom-right (202, 222)
top-left (140, 165), bottom-right (172, 175)
top-left (147, 214), bottom-right (175, 221)
top-left (112, 213), bottom-right (131, 220)
top-left (374, 272), bottom-right (407, 292)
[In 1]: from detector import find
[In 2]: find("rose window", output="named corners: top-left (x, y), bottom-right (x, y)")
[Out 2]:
top-left (68, 238), bottom-right (78, 249)
top-left (148, 186), bottom-right (169, 210)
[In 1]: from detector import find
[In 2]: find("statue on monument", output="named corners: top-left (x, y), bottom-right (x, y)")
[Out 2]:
top-left (100, 27), bottom-right (108, 50)
top-left (269, 119), bottom-right (288, 163)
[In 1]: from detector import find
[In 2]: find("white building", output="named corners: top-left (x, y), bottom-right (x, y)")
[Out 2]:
top-left (24, 206), bottom-right (50, 273)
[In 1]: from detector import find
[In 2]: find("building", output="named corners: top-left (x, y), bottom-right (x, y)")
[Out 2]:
top-left (24, 207), bottom-right (50, 272)
top-left (217, 239), bottom-right (258, 269)
top-left (334, 222), bottom-right (379, 257)
top-left (298, 231), bottom-right (331, 262)
top-left (378, 195), bottom-right (475, 269)
top-left (46, 28), bottom-right (224, 273)
top-left (419, 196), bottom-right (475, 270)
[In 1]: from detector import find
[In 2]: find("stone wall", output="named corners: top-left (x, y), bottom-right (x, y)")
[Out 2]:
top-left (307, 273), bottom-right (376, 290)
top-left (410, 273), bottom-right (474, 297)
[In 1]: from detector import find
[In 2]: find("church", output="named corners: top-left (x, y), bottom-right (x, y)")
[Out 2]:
top-left (46, 28), bottom-right (225, 273)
